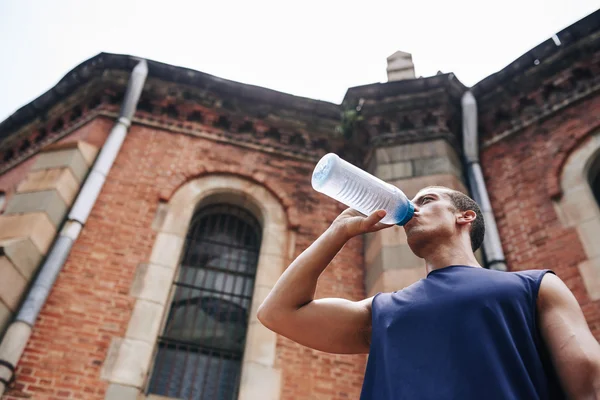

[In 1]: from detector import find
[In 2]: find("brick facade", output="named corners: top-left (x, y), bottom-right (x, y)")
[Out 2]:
top-left (2, 122), bottom-right (367, 399)
top-left (480, 93), bottom-right (600, 339)
top-left (0, 9), bottom-right (599, 400)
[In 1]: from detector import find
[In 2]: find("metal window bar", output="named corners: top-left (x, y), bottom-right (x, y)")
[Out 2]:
top-left (148, 204), bottom-right (262, 400)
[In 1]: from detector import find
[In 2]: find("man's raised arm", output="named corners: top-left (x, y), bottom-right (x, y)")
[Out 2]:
top-left (257, 208), bottom-right (391, 354)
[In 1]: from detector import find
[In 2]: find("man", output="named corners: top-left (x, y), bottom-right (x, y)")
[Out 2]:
top-left (257, 186), bottom-right (600, 399)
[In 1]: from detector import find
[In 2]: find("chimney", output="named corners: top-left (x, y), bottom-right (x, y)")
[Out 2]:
top-left (386, 51), bottom-right (416, 82)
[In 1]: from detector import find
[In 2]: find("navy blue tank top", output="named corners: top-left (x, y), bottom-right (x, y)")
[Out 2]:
top-left (360, 265), bottom-right (565, 399)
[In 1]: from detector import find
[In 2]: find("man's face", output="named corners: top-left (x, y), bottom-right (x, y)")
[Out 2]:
top-left (404, 188), bottom-right (459, 257)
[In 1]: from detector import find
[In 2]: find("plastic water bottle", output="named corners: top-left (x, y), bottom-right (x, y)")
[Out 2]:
top-left (311, 153), bottom-right (414, 226)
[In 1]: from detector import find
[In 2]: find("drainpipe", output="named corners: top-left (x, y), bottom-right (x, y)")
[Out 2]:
top-left (462, 91), bottom-right (507, 271)
top-left (0, 58), bottom-right (148, 396)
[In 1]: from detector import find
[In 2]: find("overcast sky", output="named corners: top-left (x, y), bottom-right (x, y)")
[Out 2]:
top-left (0, 0), bottom-right (598, 122)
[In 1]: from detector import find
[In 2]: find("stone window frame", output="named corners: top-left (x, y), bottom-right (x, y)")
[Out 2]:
top-left (103, 174), bottom-right (289, 400)
top-left (554, 130), bottom-right (600, 300)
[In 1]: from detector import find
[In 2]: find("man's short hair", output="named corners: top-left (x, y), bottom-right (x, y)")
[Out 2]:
top-left (424, 186), bottom-right (485, 251)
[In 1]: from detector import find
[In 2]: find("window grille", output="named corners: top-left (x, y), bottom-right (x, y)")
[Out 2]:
top-left (148, 204), bottom-right (262, 399)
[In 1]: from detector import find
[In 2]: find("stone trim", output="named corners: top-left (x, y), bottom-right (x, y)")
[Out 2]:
top-left (103, 174), bottom-right (288, 400)
top-left (554, 129), bottom-right (600, 300)
top-left (546, 121), bottom-right (600, 199)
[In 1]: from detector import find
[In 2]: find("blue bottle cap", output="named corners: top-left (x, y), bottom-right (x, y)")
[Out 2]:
top-left (395, 201), bottom-right (415, 226)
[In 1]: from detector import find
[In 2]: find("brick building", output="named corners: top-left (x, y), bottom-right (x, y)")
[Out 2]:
top-left (0, 9), bottom-right (598, 400)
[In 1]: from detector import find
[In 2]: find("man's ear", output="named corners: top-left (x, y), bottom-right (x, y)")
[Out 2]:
top-left (457, 210), bottom-right (476, 226)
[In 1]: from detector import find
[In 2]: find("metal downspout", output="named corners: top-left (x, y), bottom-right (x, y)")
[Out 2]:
top-left (462, 91), bottom-right (507, 271)
top-left (0, 59), bottom-right (148, 395)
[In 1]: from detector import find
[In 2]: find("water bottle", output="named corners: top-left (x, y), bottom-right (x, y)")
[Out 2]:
top-left (311, 153), bottom-right (414, 226)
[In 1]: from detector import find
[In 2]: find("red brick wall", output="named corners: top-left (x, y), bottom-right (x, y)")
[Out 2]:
top-left (3, 121), bottom-right (367, 399)
top-left (480, 93), bottom-right (600, 339)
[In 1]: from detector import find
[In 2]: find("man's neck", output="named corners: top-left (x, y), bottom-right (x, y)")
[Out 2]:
top-left (423, 243), bottom-right (482, 275)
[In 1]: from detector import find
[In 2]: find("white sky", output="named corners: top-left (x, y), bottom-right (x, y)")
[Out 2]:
top-left (0, 0), bottom-right (598, 122)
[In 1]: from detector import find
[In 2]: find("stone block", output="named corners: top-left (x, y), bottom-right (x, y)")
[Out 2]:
top-left (32, 148), bottom-right (89, 182)
top-left (17, 168), bottom-right (79, 205)
top-left (374, 161), bottom-right (413, 181)
top-left (559, 184), bottom-right (598, 226)
top-left (576, 217), bottom-right (600, 259)
top-left (129, 263), bottom-right (175, 306)
top-left (0, 256), bottom-right (28, 311)
top-left (238, 361), bottom-right (281, 400)
top-left (392, 161), bottom-right (414, 179)
top-left (364, 227), bottom-right (407, 265)
top-left (149, 233), bottom-right (185, 270)
top-left (0, 213), bottom-right (56, 255)
top-left (0, 300), bottom-right (11, 337)
top-left (374, 164), bottom-right (393, 181)
top-left (375, 139), bottom-right (456, 164)
top-left (260, 228), bottom-right (288, 258)
top-left (413, 156), bottom-right (462, 178)
top-left (365, 244), bottom-right (423, 293)
top-left (367, 267), bottom-right (426, 297)
top-left (5, 190), bottom-right (68, 227)
top-left (390, 174), bottom-right (467, 199)
top-left (125, 299), bottom-right (165, 344)
top-left (243, 322), bottom-right (277, 367)
top-left (578, 257), bottom-right (600, 301)
top-left (255, 254), bottom-right (284, 287)
top-left (151, 202), bottom-right (169, 232)
top-left (101, 338), bottom-right (153, 388)
top-left (0, 237), bottom-right (42, 280)
top-left (104, 383), bottom-right (140, 400)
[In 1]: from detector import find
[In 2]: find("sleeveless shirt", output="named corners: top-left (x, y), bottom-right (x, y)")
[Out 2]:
top-left (360, 265), bottom-right (565, 399)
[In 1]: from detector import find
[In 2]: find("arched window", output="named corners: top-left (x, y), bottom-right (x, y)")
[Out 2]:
top-left (589, 153), bottom-right (600, 206)
top-left (148, 204), bottom-right (262, 399)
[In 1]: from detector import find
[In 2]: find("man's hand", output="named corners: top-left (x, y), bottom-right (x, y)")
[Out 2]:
top-left (332, 208), bottom-right (394, 240)
top-left (538, 273), bottom-right (600, 399)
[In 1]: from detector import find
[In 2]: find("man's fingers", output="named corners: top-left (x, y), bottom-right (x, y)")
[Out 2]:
top-left (364, 210), bottom-right (386, 227)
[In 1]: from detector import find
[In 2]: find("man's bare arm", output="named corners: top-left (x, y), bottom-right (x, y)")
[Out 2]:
top-left (537, 273), bottom-right (600, 399)
top-left (257, 208), bottom-right (390, 354)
